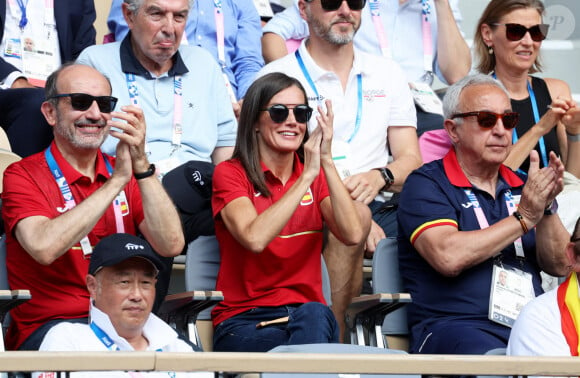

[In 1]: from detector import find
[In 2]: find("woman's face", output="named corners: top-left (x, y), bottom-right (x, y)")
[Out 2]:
top-left (483, 7), bottom-right (544, 73)
top-left (256, 85), bottom-right (308, 156)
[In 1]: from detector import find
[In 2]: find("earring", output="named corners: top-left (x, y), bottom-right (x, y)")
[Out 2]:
top-left (488, 46), bottom-right (494, 55)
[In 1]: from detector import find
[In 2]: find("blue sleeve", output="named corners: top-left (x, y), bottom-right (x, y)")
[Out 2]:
top-left (107, 0), bottom-right (129, 42)
top-left (230, 0), bottom-right (264, 98)
top-left (262, 2), bottom-right (309, 40)
top-left (398, 165), bottom-right (458, 244)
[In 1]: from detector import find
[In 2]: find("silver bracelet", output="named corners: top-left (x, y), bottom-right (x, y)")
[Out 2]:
top-left (567, 131), bottom-right (580, 142)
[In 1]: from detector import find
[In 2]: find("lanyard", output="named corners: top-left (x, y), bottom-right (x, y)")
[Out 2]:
top-left (90, 322), bottom-right (164, 353)
top-left (368, 0), bottom-right (434, 81)
top-left (91, 322), bottom-right (120, 351)
top-left (492, 74), bottom-right (549, 168)
top-left (213, 0), bottom-right (237, 102)
top-left (15, 0), bottom-right (28, 30)
top-left (295, 50), bottom-right (362, 143)
top-left (45, 148), bottom-right (127, 256)
top-left (463, 188), bottom-right (525, 258)
top-left (513, 80), bottom-right (548, 168)
top-left (125, 73), bottom-right (183, 154)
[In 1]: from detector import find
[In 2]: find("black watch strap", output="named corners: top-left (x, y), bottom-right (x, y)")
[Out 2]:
top-left (134, 164), bottom-right (156, 180)
top-left (376, 167), bottom-right (394, 191)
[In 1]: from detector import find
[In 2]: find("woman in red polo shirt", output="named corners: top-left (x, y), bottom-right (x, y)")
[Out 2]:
top-left (210, 72), bottom-right (369, 352)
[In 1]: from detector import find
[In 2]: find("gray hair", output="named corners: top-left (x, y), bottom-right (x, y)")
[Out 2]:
top-left (443, 73), bottom-right (511, 120)
top-left (123, 0), bottom-right (193, 15)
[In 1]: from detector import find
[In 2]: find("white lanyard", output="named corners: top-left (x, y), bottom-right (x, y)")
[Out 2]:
top-left (125, 73), bottom-right (183, 155)
top-left (463, 188), bottom-right (525, 258)
top-left (45, 148), bottom-right (127, 257)
top-left (369, 0), bottom-right (434, 79)
top-left (213, 0), bottom-right (237, 102)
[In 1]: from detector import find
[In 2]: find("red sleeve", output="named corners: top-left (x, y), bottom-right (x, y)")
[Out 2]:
top-left (2, 162), bottom-right (56, 237)
top-left (212, 160), bottom-right (254, 218)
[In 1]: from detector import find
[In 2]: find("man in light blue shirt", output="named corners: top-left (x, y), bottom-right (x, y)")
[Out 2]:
top-left (78, 0), bottom-right (237, 172)
top-left (107, 0), bottom-right (263, 100)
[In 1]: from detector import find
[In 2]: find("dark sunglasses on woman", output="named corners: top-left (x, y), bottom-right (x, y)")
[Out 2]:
top-left (451, 111), bottom-right (519, 129)
top-left (49, 93), bottom-right (118, 113)
top-left (492, 23), bottom-right (549, 42)
top-left (305, 0), bottom-right (366, 11)
top-left (262, 104), bottom-right (313, 124)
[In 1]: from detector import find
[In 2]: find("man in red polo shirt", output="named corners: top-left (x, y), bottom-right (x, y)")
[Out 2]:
top-left (1, 63), bottom-right (185, 350)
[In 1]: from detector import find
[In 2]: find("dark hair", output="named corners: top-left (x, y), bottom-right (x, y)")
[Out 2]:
top-left (44, 62), bottom-right (113, 105)
top-left (474, 0), bottom-right (545, 74)
top-left (233, 72), bottom-right (309, 197)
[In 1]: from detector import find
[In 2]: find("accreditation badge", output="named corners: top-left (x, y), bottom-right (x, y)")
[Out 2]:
top-left (331, 139), bottom-right (352, 180)
top-left (489, 263), bottom-right (535, 327)
top-left (409, 81), bottom-right (443, 115)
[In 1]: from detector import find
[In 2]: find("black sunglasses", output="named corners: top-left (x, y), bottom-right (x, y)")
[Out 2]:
top-left (261, 104), bottom-right (313, 124)
top-left (49, 93), bottom-right (118, 113)
top-left (451, 111), bottom-right (519, 129)
top-left (492, 23), bottom-right (549, 42)
top-left (306, 0), bottom-right (366, 11)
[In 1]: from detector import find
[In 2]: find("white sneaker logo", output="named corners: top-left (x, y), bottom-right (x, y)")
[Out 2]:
top-left (461, 202), bottom-right (473, 209)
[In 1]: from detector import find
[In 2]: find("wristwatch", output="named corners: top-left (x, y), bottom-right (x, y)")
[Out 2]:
top-left (544, 199), bottom-right (558, 216)
top-left (134, 164), bottom-right (156, 180)
top-left (375, 167), bottom-right (395, 191)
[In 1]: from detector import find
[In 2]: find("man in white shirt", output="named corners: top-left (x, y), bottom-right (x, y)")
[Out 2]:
top-left (508, 217), bottom-right (580, 357)
top-left (37, 233), bottom-right (211, 378)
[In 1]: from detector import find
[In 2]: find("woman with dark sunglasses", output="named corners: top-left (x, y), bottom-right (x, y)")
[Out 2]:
top-left (474, 0), bottom-right (580, 181)
top-left (210, 72), bottom-right (369, 352)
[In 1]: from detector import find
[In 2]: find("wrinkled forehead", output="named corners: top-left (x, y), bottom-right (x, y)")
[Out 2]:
top-left (460, 84), bottom-right (511, 111)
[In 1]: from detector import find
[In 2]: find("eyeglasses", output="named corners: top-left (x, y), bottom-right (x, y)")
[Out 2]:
top-left (451, 111), bottom-right (519, 129)
top-left (305, 0), bottom-right (366, 11)
top-left (492, 23), bottom-right (549, 42)
top-left (261, 104), bottom-right (313, 124)
top-left (49, 93), bottom-right (118, 113)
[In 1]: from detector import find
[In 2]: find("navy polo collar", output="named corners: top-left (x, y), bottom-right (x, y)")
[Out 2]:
top-left (119, 32), bottom-right (189, 79)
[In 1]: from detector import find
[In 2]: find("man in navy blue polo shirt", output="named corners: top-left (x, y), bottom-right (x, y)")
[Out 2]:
top-left (398, 73), bottom-right (570, 355)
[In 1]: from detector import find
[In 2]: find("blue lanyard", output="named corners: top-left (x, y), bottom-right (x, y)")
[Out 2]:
top-left (45, 148), bottom-right (115, 204)
top-left (91, 321), bottom-right (163, 352)
top-left (91, 322), bottom-right (120, 351)
top-left (16, 0), bottom-right (28, 30)
top-left (518, 80), bottom-right (548, 167)
top-left (492, 74), bottom-right (549, 168)
top-left (45, 147), bottom-right (125, 255)
top-left (294, 49), bottom-right (363, 143)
